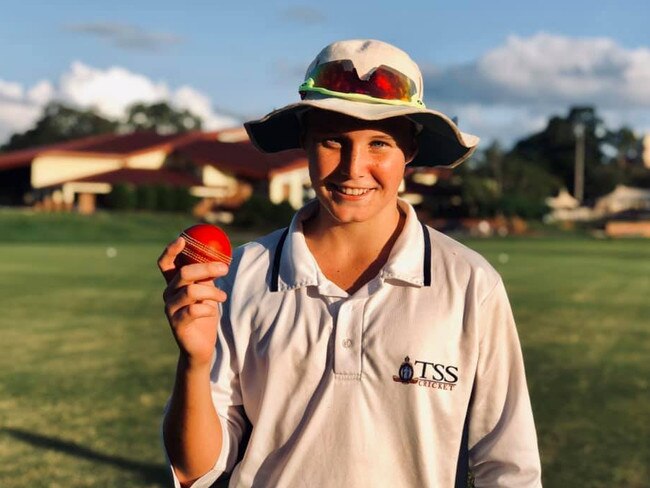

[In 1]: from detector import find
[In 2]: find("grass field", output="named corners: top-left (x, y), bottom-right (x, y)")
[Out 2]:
top-left (0, 210), bottom-right (648, 487)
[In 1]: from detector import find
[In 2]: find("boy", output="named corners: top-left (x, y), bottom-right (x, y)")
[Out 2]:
top-left (159, 39), bottom-right (542, 487)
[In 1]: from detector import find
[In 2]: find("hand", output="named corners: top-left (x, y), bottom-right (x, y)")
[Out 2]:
top-left (158, 237), bottom-right (229, 367)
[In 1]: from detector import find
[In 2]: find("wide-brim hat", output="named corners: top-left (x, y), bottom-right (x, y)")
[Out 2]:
top-left (245, 39), bottom-right (479, 168)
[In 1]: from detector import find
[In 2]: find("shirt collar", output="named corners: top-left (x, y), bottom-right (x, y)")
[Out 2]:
top-left (274, 198), bottom-right (430, 293)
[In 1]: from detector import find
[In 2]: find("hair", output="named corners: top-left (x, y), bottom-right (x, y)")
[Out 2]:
top-left (297, 108), bottom-right (420, 161)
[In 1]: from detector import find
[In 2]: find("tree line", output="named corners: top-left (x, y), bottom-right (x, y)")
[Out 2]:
top-left (424, 107), bottom-right (648, 219)
top-left (0, 101), bottom-right (201, 152)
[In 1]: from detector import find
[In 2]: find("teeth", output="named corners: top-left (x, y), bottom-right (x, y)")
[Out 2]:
top-left (336, 186), bottom-right (371, 196)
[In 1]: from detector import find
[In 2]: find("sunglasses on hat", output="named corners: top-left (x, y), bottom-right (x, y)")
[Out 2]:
top-left (299, 60), bottom-right (425, 108)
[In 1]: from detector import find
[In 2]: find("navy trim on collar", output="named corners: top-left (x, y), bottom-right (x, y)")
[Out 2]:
top-left (271, 227), bottom-right (289, 292)
top-left (421, 222), bottom-right (432, 287)
top-left (271, 221), bottom-right (432, 291)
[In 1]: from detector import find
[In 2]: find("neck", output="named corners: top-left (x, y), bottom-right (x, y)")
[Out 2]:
top-left (303, 201), bottom-right (405, 257)
top-left (301, 200), bottom-right (407, 294)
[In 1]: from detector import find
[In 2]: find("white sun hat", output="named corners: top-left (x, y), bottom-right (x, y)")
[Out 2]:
top-left (244, 39), bottom-right (479, 168)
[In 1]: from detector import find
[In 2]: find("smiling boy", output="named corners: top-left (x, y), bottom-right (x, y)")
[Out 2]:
top-left (159, 39), bottom-right (542, 487)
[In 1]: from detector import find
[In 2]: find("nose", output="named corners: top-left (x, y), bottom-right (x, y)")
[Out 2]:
top-left (339, 141), bottom-right (366, 178)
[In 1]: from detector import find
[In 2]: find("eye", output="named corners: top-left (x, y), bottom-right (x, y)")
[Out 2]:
top-left (370, 139), bottom-right (391, 148)
top-left (320, 138), bottom-right (342, 148)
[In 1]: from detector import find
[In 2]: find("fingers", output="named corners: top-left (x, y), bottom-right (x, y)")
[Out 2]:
top-left (170, 302), bottom-right (220, 330)
top-left (158, 237), bottom-right (185, 284)
top-left (164, 282), bottom-right (228, 318)
top-left (162, 261), bottom-right (230, 328)
top-left (167, 261), bottom-right (229, 291)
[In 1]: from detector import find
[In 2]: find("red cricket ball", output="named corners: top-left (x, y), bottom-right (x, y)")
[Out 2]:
top-left (174, 224), bottom-right (232, 268)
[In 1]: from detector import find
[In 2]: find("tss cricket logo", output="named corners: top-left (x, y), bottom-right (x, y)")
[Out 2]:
top-left (393, 356), bottom-right (459, 391)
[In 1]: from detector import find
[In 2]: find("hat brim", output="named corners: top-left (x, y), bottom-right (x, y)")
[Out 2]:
top-left (244, 97), bottom-right (479, 168)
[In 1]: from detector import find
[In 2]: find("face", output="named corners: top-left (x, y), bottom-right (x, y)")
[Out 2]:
top-left (301, 110), bottom-right (417, 227)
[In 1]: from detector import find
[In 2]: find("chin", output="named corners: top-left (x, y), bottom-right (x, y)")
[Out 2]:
top-left (321, 201), bottom-right (387, 225)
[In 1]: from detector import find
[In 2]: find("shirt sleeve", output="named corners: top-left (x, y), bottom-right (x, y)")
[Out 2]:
top-left (468, 278), bottom-right (542, 487)
top-left (163, 287), bottom-right (250, 488)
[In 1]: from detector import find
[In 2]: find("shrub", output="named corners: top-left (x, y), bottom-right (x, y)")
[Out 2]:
top-left (154, 185), bottom-right (176, 212)
top-left (172, 186), bottom-right (197, 213)
top-left (498, 194), bottom-right (549, 220)
top-left (234, 195), bottom-right (295, 229)
top-left (107, 183), bottom-right (137, 210)
top-left (136, 185), bottom-right (157, 210)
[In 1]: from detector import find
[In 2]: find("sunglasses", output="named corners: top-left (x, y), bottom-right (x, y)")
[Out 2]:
top-left (299, 60), bottom-right (424, 108)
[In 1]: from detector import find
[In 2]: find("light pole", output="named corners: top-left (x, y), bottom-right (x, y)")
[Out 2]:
top-left (573, 122), bottom-right (585, 204)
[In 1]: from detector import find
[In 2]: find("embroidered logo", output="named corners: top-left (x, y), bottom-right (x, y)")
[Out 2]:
top-left (393, 355), bottom-right (459, 391)
top-left (393, 356), bottom-right (418, 384)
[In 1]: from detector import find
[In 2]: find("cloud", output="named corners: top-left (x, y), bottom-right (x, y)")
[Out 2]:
top-left (432, 103), bottom-right (551, 145)
top-left (171, 86), bottom-right (239, 130)
top-left (0, 82), bottom-right (44, 144)
top-left (0, 63), bottom-right (239, 144)
top-left (65, 22), bottom-right (183, 51)
top-left (280, 6), bottom-right (326, 25)
top-left (423, 33), bottom-right (650, 145)
top-left (58, 62), bottom-right (169, 119)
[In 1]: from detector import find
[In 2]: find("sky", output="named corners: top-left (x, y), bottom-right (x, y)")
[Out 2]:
top-left (1, 0), bottom-right (649, 147)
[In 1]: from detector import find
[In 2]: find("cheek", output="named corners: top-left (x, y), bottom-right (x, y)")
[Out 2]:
top-left (308, 150), bottom-right (339, 182)
top-left (374, 156), bottom-right (406, 186)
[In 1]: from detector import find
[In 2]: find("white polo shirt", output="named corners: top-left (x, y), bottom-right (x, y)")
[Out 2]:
top-left (167, 198), bottom-right (542, 488)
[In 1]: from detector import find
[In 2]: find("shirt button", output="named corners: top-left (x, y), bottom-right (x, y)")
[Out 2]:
top-left (342, 338), bottom-right (353, 348)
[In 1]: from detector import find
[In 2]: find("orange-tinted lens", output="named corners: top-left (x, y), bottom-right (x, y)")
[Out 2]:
top-left (305, 60), bottom-right (415, 101)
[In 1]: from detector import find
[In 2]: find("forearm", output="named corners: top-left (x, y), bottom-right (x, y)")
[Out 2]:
top-left (163, 354), bottom-right (223, 486)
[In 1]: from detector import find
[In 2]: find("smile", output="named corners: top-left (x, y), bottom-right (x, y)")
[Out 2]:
top-left (329, 184), bottom-right (374, 196)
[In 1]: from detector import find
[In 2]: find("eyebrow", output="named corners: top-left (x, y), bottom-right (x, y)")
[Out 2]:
top-left (310, 129), bottom-right (397, 139)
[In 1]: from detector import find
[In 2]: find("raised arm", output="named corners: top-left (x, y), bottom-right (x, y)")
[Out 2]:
top-left (158, 237), bottom-right (229, 486)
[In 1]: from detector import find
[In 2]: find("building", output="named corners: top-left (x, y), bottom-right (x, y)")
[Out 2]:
top-left (594, 185), bottom-right (650, 216)
top-left (544, 188), bottom-right (593, 222)
top-left (0, 129), bottom-right (310, 216)
top-left (400, 166), bottom-right (453, 205)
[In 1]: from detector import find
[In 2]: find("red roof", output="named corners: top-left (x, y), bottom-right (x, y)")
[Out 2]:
top-left (175, 139), bottom-right (307, 180)
top-left (74, 168), bottom-right (202, 187)
top-left (0, 131), bottom-right (306, 182)
top-left (52, 131), bottom-right (194, 155)
top-left (0, 131), bottom-right (200, 170)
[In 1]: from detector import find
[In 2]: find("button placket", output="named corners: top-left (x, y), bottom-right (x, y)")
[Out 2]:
top-left (333, 299), bottom-right (363, 376)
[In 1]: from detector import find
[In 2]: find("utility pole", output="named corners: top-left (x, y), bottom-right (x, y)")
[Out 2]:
top-left (573, 122), bottom-right (585, 204)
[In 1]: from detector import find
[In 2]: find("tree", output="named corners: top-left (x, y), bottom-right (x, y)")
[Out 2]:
top-left (602, 126), bottom-right (640, 169)
top-left (484, 141), bottom-right (505, 196)
top-left (511, 108), bottom-right (605, 200)
top-left (499, 155), bottom-right (561, 218)
top-left (1, 102), bottom-right (117, 152)
top-left (507, 106), bottom-right (647, 202)
top-left (1, 101), bottom-right (205, 153)
top-left (460, 172), bottom-right (500, 218)
top-left (121, 102), bottom-right (202, 134)
top-left (424, 106), bottom-right (648, 221)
